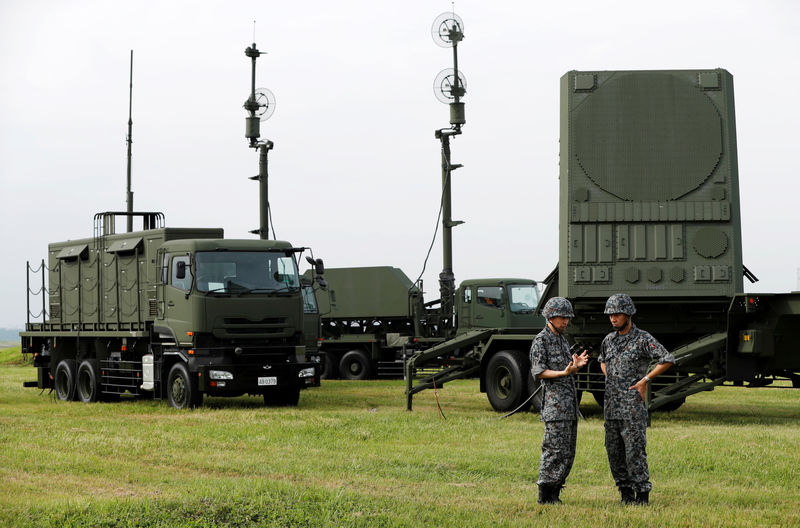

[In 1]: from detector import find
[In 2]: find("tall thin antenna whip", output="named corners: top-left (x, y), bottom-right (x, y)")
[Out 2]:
top-left (126, 50), bottom-right (134, 232)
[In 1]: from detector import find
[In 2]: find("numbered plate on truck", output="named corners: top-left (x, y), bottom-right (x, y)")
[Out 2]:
top-left (258, 376), bottom-right (277, 386)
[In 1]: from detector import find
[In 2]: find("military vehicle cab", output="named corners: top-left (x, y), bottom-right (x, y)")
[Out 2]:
top-left (456, 279), bottom-right (541, 332)
top-left (22, 211), bottom-right (320, 409)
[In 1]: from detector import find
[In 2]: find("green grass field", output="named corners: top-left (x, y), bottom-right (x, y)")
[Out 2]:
top-left (1, 346), bottom-right (799, 527)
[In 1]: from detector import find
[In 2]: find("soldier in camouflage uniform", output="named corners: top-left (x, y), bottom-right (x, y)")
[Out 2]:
top-left (529, 296), bottom-right (589, 504)
top-left (599, 293), bottom-right (675, 505)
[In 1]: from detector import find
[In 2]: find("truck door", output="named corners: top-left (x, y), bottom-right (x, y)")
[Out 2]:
top-left (458, 286), bottom-right (472, 329)
top-left (471, 285), bottom-right (506, 328)
top-left (162, 254), bottom-right (195, 346)
top-left (156, 249), bottom-right (167, 319)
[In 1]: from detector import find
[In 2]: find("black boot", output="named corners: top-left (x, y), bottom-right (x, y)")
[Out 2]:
top-left (538, 484), bottom-right (548, 504)
top-left (538, 484), bottom-right (561, 504)
top-left (552, 483), bottom-right (563, 504)
top-left (635, 490), bottom-right (649, 505)
top-left (619, 487), bottom-right (635, 504)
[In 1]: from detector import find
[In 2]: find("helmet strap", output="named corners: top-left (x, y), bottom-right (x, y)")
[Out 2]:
top-left (547, 320), bottom-right (562, 335)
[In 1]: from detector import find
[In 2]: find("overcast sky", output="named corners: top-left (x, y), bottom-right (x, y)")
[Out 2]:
top-left (1, 0), bottom-right (799, 328)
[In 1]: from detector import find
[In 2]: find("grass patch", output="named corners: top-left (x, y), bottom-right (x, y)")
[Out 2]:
top-left (1, 366), bottom-right (799, 527)
top-left (0, 345), bottom-right (29, 366)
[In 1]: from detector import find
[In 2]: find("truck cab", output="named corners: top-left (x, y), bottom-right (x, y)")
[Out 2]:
top-left (153, 238), bottom-right (318, 406)
top-left (455, 279), bottom-right (543, 332)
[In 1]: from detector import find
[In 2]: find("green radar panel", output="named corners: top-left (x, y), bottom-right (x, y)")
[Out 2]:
top-left (559, 69), bottom-right (743, 299)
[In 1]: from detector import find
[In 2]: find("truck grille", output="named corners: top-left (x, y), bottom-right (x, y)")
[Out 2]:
top-left (214, 317), bottom-right (291, 339)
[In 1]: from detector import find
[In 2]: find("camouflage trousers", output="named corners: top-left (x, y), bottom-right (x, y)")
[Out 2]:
top-left (537, 420), bottom-right (578, 485)
top-left (604, 418), bottom-right (652, 492)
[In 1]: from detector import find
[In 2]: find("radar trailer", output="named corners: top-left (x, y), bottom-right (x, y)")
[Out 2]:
top-left (406, 68), bottom-right (800, 413)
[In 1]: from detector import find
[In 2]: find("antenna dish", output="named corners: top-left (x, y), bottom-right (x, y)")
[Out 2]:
top-left (253, 88), bottom-right (276, 121)
top-left (431, 12), bottom-right (464, 47)
top-left (433, 68), bottom-right (467, 104)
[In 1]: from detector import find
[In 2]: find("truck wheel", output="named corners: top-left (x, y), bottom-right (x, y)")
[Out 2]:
top-left (167, 363), bottom-right (202, 409)
top-left (591, 391), bottom-right (605, 407)
top-left (54, 359), bottom-right (77, 401)
top-left (321, 353), bottom-right (339, 379)
top-left (485, 350), bottom-right (528, 413)
top-left (77, 360), bottom-right (100, 403)
top-left (263, 387), bottom-right (300, 407)
top-left (339, 350), bottom-right (372, 380)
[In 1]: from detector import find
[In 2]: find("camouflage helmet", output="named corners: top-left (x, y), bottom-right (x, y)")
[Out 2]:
top-left (541, 297), bottom-right (575, 319)
top-left (604, 293), bottom-right (636, 316)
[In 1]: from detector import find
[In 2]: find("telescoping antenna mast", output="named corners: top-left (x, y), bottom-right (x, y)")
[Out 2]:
top-left (243, 40), bottom-right (277, 239)
top-left (432, 11), bottom-right (466, 331)
top-left (125, 50), bottom-right (134, 232)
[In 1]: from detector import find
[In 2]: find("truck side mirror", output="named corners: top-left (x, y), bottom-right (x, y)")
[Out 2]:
top-left (306, 256), bottom-right (325, 275)
top-left (176, 261), bottom-right (186, 279)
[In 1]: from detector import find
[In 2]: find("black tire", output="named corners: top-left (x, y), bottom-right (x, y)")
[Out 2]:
top-left (77, 359), bottom-right (100, 403)
top-left (263, 387), bottom-right (301, 407)
top-left (591, 390), bottom-right (605, 407)
top-left (54, 359), bottom-right (77, 401)
top-left (485, 350), bottom-right (528, 413)
top-left (339, 349), bottom-right (372, 380)
top-left (321, 352), bottom-right (339, 379)
top-left (167, 363), bottom-right (202, 409)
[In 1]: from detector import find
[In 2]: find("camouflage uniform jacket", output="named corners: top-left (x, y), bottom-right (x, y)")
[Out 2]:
top-left (529, 326), bottom-right (578, 422)
top-left (599, 324), bottom-right (675, 421)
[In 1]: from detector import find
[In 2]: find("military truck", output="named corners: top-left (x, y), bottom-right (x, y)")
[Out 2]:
top-left (312, 266), bottom-right (543, 383)
top-left (406, 68), bottom-right (800, 413)
top-left (19, 42), bottom-right (328, 410)
top-left (21, 211), bottom-right (321, 409)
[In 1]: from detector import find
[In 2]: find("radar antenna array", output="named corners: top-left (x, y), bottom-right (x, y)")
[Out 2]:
top-left (431, 12), bottom-right (464, 48)
top-left (253, 88), bottom-right (276, 121)
top-left (433, 68), bottom-right (467, 104)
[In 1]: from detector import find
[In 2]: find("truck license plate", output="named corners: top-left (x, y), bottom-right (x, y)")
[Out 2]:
top-left (258, 376), bottom-right (277, 386)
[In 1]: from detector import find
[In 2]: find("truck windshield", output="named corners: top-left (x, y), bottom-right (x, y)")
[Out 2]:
top-left (194, 251), bottom-right (300, 294)
top-left (507, 284), bottom-right (540, 314)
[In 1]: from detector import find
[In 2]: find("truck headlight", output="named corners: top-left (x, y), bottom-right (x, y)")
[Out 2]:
top-left (298, 367), bottom-right (315, 378)
top-left (209, 370), bottom-right (234, 380)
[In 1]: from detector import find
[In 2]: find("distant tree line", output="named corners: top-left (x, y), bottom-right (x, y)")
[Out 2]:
top-left (0, 328), bottom-right (22, 341)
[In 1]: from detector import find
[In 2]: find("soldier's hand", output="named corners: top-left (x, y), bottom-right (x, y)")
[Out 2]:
top-left (573, 351), bottom-right (589, 369)
top-left (629, 379), bottom-right (647, 401)
top-left (563, 360), bottom-right (576, 376)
